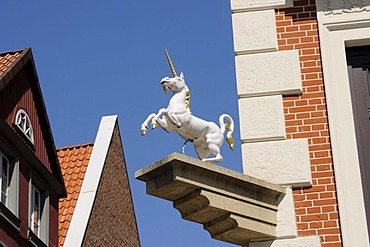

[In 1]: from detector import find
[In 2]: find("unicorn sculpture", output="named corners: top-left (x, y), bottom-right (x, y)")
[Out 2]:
top-left (141, 49), bottom-right (234, 162)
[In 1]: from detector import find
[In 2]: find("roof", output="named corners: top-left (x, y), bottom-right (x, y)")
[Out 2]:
top-left (0, 49), bottom-right (29, 90)
top-left (63, 115), bottom-right (119, 247)
top-left (0, 50), bottom-right (22, 76)
top-left (0, 48), bottom-right (66, 197)
top-left (57, 143), bottom-right (94, 246)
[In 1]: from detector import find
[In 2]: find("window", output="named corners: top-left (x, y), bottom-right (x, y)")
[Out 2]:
top-left (346, 45), bottom-right (370, 240)
top-left (15, 109), bottom-right (34, 144)
top-left (0, 151), bottom-right (18, 213)
top-left (29, 177), bottom-right (49, 245)
top-left (0, 150), bottom-right (20, 230)
top-left (0, 154), bottom-right (10, 206)
top-left (31, 185), bottom-right (41, 236)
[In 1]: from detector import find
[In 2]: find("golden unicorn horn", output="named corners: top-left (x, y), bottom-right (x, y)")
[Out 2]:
top-left (163, 49), bottom-right (192, 114)
top-left (165, 49), bottom-right (177, 77)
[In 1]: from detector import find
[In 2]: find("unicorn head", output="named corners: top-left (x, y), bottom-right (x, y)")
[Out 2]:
top-left (160, 72), bottom-right (186, 94)
top-left (163, 49), bottom-right (191, 114)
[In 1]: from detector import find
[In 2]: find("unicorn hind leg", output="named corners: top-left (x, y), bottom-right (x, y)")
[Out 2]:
top-left (194, 137), bottom-right (211, 160)
top-left (201, 142), bottom-right (223, 163)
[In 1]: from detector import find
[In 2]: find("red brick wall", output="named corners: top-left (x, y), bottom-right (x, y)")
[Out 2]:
top-left (82, 124), bottom-right (140, 246)
top-left (276, 1), bottom-right (342, 246)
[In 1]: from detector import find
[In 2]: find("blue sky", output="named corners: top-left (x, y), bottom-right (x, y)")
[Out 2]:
top-left (3, 1), bottom-right (242, 246)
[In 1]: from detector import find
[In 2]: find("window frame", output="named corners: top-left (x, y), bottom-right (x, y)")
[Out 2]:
top-left (0, 150), bottom-right (20, 231)
top-left (31, 185), bottom-right (41, 237)
top-left (316, 4), bottom-right (370, 245)
top-left (15, 109), bottom-right (34, 144)
top-left (0, 153), bottom-right (10, 206)
top-left (28, 173), bottom-right (49, 246)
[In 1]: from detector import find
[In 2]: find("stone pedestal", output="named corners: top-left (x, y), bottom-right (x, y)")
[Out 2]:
top-left (135, 153), bottom-right (285, 246)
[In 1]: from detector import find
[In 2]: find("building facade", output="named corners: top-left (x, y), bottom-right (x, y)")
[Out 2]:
top-left (0, 49), bottom-right (140, 246)
top-left (230, 0), bottom-right (370, 246)
top-left (0, 48), bottom-right (66, 246)
top-left (57, 116), bottom-right (140, 247)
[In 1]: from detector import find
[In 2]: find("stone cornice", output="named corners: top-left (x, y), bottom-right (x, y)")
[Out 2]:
top-left (323, 0), bottom-right (370, 15)
top-left (136, 153), bottom-right (285, 245)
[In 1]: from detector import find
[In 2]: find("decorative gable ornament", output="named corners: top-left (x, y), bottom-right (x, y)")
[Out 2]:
top-left (15, 109), bottom-right (34, 144)
top-left (141, 50), bottom-right (234, 162)
top-left (323, 0), bottom-right (370, 15)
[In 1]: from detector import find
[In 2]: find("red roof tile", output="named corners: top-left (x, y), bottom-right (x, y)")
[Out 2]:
top-left (0, 50), bottom-right (22, 77)
top-left (57, 143), bottom-right (94, 247)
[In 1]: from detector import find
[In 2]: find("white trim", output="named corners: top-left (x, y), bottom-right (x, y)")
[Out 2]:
top-left (28, 174), bottom-right (49, 244)
top-left (9, 160), bottom-right (19, 217)
top-left (230, 0), bottom-right (293, 13)
top-left (64, 115), bottom-right (118, 247)
top-left (316, 1), bottom-right (370, 245)
top-left (15, 109), bottom-right (34, 144)
top-left (31, 185), bottom-right (41, 237)
top-left (0, 151), bottom-right (18, 216)
top-left (0, 151), bottom-right (10, 206)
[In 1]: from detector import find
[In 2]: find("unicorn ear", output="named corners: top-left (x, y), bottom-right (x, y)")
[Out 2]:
top-left (180, 72), bottom-right (184, 79)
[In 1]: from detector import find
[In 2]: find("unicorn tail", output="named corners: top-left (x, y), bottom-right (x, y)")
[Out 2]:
top-left (219, 114), bottom-right (234, 151)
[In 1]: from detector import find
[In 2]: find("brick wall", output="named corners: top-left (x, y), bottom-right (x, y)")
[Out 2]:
top-left (82, 125), bottom-right (140, 246)
top-left (276, 1), bottom-right (342, 246)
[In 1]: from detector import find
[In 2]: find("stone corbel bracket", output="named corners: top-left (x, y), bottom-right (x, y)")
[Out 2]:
top-left (135, 153), bottom-right (286, 245)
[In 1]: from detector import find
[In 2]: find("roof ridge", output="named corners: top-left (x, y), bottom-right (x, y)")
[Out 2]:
top-left (57, 142), bottom-right (94, 151)
top-left (0, 48), bottom-right (29, 81)
top-left (0, 48), bottom-right (27, 56)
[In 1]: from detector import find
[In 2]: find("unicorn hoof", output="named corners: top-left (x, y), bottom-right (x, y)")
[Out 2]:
top-left (141, 129), bottom-right (147, 136)
top-left (151, 123), bottom-right (157, 129)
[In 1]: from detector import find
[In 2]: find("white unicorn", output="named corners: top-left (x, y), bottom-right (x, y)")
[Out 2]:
top-left (141, 50), bottom-right (234, 162)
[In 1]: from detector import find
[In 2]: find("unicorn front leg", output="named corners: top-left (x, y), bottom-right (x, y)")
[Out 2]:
top-left (153, 109), bottom-right (181, 128)
top-left (141, 111), bottom-right (172, 135)
top-left (153, 116), bottom-right (171, 132)
top-left (151, 108), bottom-right (168, 129)
top-left (141, 113), bottom-right (156, 136)
top-left (151, 108), bottom-right (177, 132)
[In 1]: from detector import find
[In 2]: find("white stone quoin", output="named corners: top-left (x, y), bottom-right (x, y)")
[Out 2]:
top-left (235, 50), bottom-right (302, 97)
top-left (276, 186), bottom-right (297, 238)
top-left (238, 95), bottom-right (286, 142)
top-left (232, 10), bottom-right (278, 54)
top-left (242, 138), bottom-right (312, 187)
top-left (230, 0), bottom-right (293, 12)
top-left (249, 236), bottom-right (321, 247)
